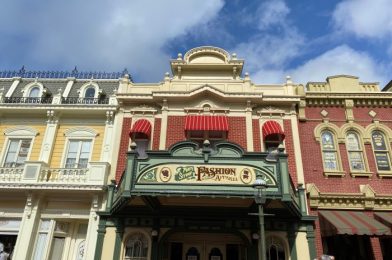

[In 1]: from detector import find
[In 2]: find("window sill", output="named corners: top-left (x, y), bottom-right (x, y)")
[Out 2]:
top-left (377, 171), bottom-right (392, 178)
top-left (350, 171), bottom-right (373, 178)
top-left (323, 171), bottom-right (346, 178)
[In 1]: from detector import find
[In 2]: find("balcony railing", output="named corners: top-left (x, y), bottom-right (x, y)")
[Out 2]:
top-left (3, 97), bottom-right (53, 104)
top-left (0, 161), bottom-right (109, 188)
top-left (61, 97), bottom-right (109, 104)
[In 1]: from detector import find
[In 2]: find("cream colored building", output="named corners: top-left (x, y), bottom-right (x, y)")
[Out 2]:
top-left (0, 70), bottom-right (122, 259)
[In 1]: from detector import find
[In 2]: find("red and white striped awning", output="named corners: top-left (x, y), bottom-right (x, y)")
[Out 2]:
top-left (185, 115), bottom-right (229, 131)
top-left (262, 120), bottom-right (285, 141)
top-left (129, 119), bottom-right (152, 138)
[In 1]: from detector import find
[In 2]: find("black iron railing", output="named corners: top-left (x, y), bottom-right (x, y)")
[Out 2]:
top-left (3, 97), bottom-right (53, 104)
top-left (61, 97), bottom-right (109, 104)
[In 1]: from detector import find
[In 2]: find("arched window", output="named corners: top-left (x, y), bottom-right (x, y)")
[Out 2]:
top-left (84, 87), bottom-right (95, 98)
top-left (267, 236), bottom-right (286, 260)
top-left (29, 87), bottom-right (40, 98)
top-left (371, 130), bottom-right (391, 171)
top-left (124, 233), bottom-right (148, 260)
top-left (346, 131), bottom-right (365, 171)
top-left (321, 130), bottom-right (339, 171)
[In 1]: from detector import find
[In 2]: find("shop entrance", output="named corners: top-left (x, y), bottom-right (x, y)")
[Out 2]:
top-left (167, 232), bottom-right (246, 260)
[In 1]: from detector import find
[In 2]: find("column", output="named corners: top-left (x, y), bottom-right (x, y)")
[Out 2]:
top-left (94, 219), bottom-right (107, 260)
top-left (12, 193), bottom-right (42, 260)
top-left (112, 219), bottom-right (124, 260)
top-left (306, 224), bottom-right (317, 260)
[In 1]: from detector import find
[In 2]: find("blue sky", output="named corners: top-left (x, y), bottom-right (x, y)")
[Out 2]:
top-left (1, 0), bottom-right (391, 86)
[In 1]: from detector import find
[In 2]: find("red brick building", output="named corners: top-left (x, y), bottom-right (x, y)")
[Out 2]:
top-left (299, 75), bottom-right (392, 260)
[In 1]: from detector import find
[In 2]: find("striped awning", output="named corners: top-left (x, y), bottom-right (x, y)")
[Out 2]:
top-left (375, 212), bottom-right (392, 229)
top-left (185, 115), bottom-right (229, 131)
top-left (319, 211), bottom-right (391, 236)
top-left (129, 119), bottom-right (152, 138)
top-left (262, 121), bottom-right (285, 141)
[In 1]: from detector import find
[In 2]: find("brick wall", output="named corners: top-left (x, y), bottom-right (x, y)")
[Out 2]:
top-left (299, 106), bottom-right (392, 194)
top-left (166, 116), bottom-right (186, 149)
top-left (228, 116), bottom-right (247, 150)
top-left (115, 117), bottom-right (132, 182)
top-left (252, 119), bottom-right (261, 152)
top-left (152, 118), bottom-right (161, 150)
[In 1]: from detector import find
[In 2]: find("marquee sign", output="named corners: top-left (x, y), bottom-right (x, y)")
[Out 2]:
top-left (137, 164), bottom-right (276, 186)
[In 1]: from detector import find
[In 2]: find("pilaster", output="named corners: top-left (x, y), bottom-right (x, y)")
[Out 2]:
top-left (113, 218), bottom-right (124, 260)
top-left (13, 193), bottom-right (42, 260)
top-left (39, 110), bottom-right (59, 163)
top-left (101, 111), bottom-right (115, 162)
top-left (290, 106), bottom-right (305, 185)
top-left (85, 195), bottom-right (101, 260)
top-left (94, 219), bottom-right (107, 260)
top-left (62, 77), bottom-right (75, 97)
top-left (245, 101), bottom-right (254, 151)
top-left (159, 99), bottom-right (168, 150)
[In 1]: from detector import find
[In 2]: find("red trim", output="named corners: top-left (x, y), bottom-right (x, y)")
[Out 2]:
top-left (331, 211), bottom-right (358, 234)
top-left (185, 115), bottom-right (228, 131)
top-left (129, 119), bottom-right (152, 138)
top-left (262, 121), bottom-right (285, 140)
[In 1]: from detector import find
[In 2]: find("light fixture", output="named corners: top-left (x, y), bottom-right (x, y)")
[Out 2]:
top-left (151, 229), bottom-right (158, 237)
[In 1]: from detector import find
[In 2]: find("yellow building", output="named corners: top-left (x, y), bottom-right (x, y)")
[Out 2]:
top-left (0, 69), bottom-right (123, 259)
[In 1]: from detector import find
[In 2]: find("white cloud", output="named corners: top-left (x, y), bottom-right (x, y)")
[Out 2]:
top-left (0, 0), bottom-right (224, 81)
top-left (333, 0), bottom-right (392, 38)
top-left (256, 0), bottom-right (290, 30)
top-left (290, 45), bottom-right (388, 85)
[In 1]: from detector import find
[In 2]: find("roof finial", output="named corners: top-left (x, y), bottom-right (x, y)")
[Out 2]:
top-left (177, 53), bottom-right (183, 60)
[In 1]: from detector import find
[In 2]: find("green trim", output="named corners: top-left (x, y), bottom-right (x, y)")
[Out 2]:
top-left (113, 219), bottom-right (124, 260)
top-left (287, 225), bottom-right (298, 260)
top-left (306, 224), bottom-right (317, 260)
top-left (94, 218), bottom-right (107, 260)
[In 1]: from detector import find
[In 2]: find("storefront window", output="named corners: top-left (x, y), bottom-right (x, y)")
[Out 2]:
top-left (371, 130), bottom-right (391, 171)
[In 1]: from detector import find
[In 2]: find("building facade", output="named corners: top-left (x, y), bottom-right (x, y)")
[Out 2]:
top-left (0, 69), bottom-right (123, 259)
top-left (298, 76), bottom-right (392, 259)
top-left (97, 47), bottom-right (316, 260)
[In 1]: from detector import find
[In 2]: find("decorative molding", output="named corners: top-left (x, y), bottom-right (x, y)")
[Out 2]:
top-left (130, 105), bottom-right (158, 115)
top-left (306, 183), bottom-right (392, 210)
top-left (4, 126), bottom-right (39, 136)
top-left (106, 111), bottom-right (114, 125)
top-left (46, 110), bottom-right (58, 124)
top-left (63, 127), bottom-right (98, 137)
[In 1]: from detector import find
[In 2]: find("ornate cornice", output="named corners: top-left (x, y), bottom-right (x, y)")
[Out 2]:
top-left (306, 183), bottom-right (392, 210)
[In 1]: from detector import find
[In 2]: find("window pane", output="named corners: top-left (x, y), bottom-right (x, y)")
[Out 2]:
top-left (48, 237), bottom-right (65, 260)
top-left (372, 131), bottom-right (387, 151)
top-left (349, 152), bottom-right (365, 171)
top-left (4, 140), bottom-right (18, 166)
top-left (16, 139), bottom-right (31, 166)
top-left (323, 152), bottom-right (338, 171)
top-left (375, 152), bottom-right (391, 171)
top-left (29, 87), bottom-right (40, 98)
top-left (33, 233), bottom-right (48, 260)
top-left (85, 87), bottom-right (95, 98)
top-left (4, 139), bottom-right (31, 167)
top-left (322, 131), bottom-right (335, 149)
top-left (346, 132), bottom-right (360, 151)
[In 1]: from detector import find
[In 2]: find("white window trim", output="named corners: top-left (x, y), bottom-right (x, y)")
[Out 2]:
top-left (320, 129), bottom-right (344, 176)
top-left (1, 126), bottom-right (38, 167)
top-left (78, 82), bottom-right (102, 99)
top-left (22, 82), bottom-right (46, 98)
top-left (60, 127), bottom-right (98, 168)
top-left (345, 130), bottom-right (371, 176)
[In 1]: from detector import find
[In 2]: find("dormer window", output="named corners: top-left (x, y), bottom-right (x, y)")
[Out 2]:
top-left (29, 87), bottom-right (40, 98)
top-left (84, 87), bottom-right (95, 98)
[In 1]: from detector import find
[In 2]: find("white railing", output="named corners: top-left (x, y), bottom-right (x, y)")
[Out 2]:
top-left (0, 167), bottom-right (24, 182)
top-left (40, 168), bottom-right (89, 183)
top-left (0, 161), bottom-right (109, 187)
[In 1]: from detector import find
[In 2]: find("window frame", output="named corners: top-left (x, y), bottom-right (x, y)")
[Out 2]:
top-left (61, 127), bottom-right (98, 169)
top-left (2, 138), bottom-right (33, 167)
top-left (370, 130), bottom-right (392, 175)
top-left (63, 139), bottom-right (93, 168)
top-left (320, 130), bottom-right (343, 174)
top-left (1, 126), bottom-right (38, 168)
top-left (345, 130), bottom-right (371, 177)
top-left (78, 82), bottom-right (101, 99)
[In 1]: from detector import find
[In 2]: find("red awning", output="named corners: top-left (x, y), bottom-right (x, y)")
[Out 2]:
top-left (185, 115), bottom-right (229, 131)
top-left (319, 211), bottom-right (391, 236)
top-left (129, 119), bottom-right (152, 138)
top-left (262, 121), bottom-right (285, 141)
